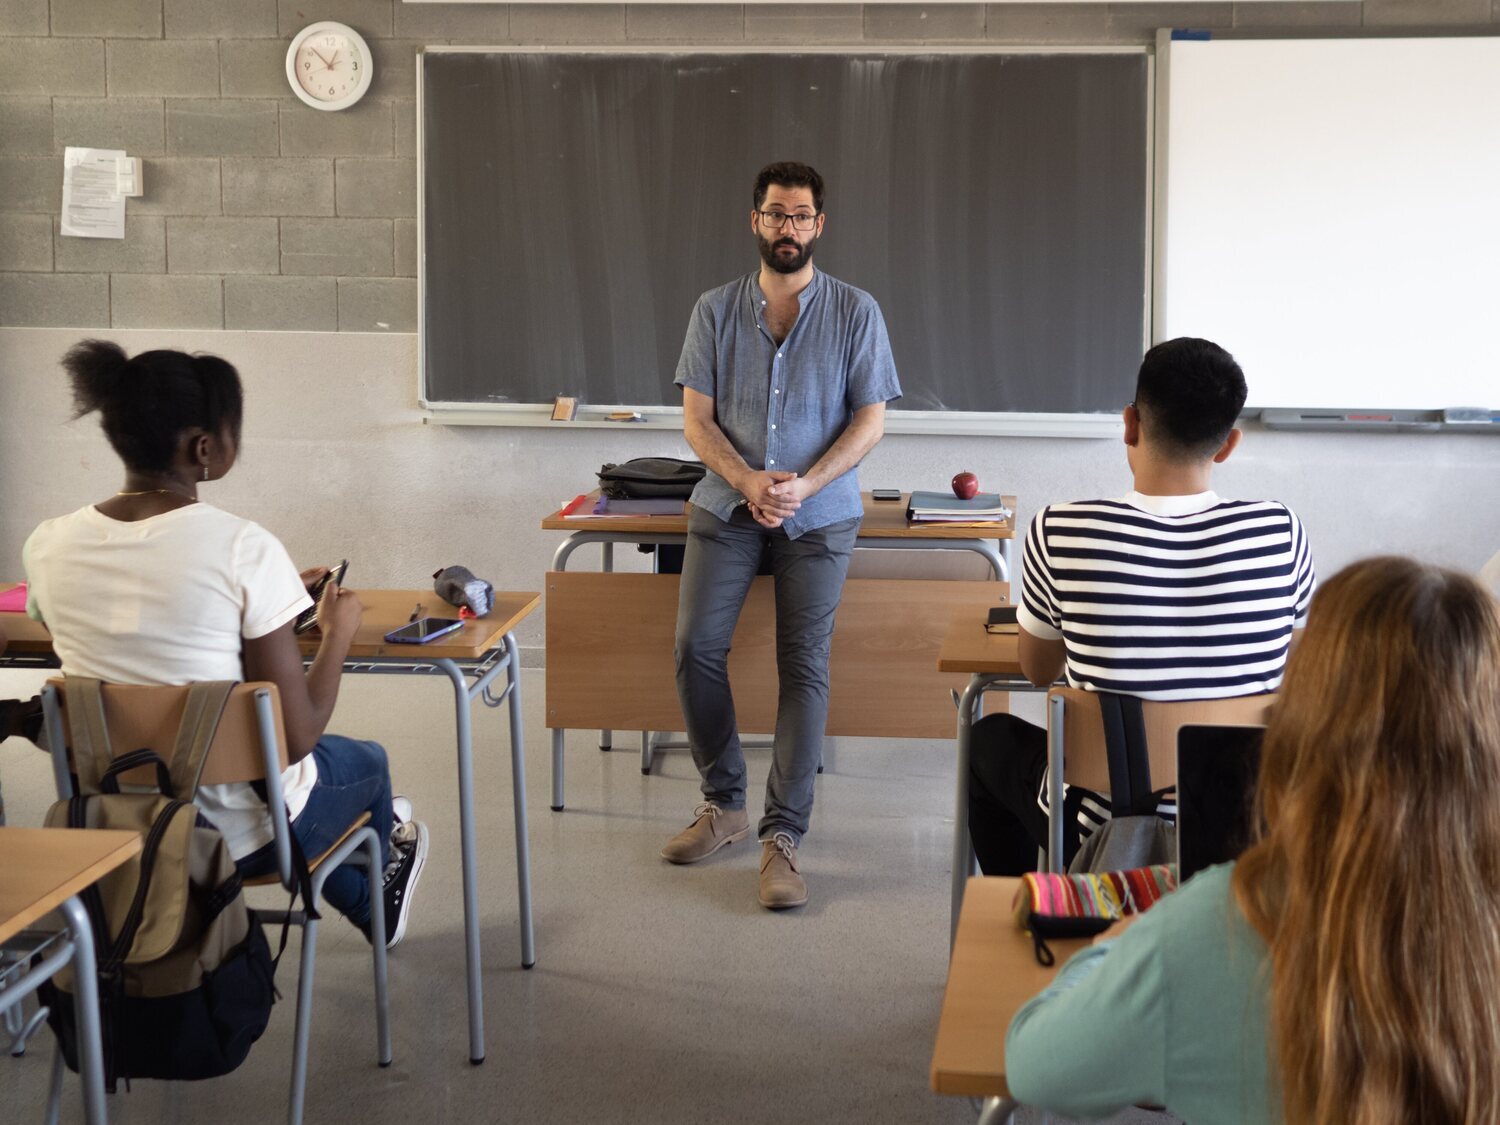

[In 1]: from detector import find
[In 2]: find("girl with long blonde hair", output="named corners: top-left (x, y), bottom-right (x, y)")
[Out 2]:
top-left (1006, 556), bottom-right (1500, 1124)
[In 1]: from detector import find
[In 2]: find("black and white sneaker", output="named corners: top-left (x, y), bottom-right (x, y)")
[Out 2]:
top-left (392, 794), bottom-right (412, 827)
top-left (378, 820), bottom-right (428, 950)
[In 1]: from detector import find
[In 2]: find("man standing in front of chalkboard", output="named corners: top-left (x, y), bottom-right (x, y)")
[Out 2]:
top-left (661, 162), bottom-right (902, 910)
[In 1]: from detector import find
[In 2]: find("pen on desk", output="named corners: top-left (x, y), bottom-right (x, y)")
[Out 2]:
top-left (409, 602), bottom-right (422, 623)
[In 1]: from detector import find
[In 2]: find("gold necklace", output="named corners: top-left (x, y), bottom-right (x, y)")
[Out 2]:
top-left (116, 487), bottom-right (197, 501)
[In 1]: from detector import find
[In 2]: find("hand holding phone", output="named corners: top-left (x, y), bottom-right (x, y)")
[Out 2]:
top-left (294, 559), bottom-right (349, 634)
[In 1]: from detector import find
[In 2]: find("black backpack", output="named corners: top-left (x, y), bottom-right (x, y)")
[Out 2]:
top-left (40, 680), bottom-right (278, 1090)
top-left (597, 457), bottom-right (706, 498)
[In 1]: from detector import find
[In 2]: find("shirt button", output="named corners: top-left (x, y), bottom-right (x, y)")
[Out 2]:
top-left (774, 389), bottom-right (780, 394)
top-left (768, 459), bottom-right (775, 465)
top-left (777, 352), bottom-right (782, 358)
top-left (772, 424), bottom-right (777, 430)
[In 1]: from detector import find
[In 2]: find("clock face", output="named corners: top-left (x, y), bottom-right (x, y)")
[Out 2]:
top-left (286, 22), bottom-right (373, 112)
top-left (294, 32), bottom-right (364, 103)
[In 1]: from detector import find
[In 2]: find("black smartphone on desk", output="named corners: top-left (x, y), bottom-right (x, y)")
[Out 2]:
top-left (384, 617), bottom-right (464, 645)
top-left (871, 489), bottom-right (901, 501)
top-left (294, 560), bottom-right (349, 634)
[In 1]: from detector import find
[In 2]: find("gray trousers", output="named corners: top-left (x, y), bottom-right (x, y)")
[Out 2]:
top-left (674, 504), bottom-right (860, 844)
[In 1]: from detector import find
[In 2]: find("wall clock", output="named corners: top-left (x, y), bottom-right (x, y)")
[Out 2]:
top-left (286, 21), bottom-right (373, 111)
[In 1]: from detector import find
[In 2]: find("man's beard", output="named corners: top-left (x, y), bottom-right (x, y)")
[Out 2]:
top-left (758, 232), bottom-right (817, 274)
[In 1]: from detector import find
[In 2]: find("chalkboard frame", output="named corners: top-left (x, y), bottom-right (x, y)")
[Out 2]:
top-left (416, 46), bottom-right (1152, 438)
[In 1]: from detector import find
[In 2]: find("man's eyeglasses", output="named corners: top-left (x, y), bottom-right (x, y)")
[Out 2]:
top-left (756, 210), bottom-right (819, 232)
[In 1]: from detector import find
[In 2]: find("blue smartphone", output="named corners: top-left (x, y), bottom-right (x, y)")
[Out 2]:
top-left (383, 617), bottom-right (463, 645)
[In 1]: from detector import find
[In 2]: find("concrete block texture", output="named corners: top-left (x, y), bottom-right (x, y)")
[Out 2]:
top-left (55, 214), bottom-right (167, 274)
top-left (1105, 3), bottom-right (1234, 42)
top-left (1363, 0), bottom-right (1491, 23)
top-left (221, 40), bottom-right (296, 98)
top-left (626, 5), bottom-right (746, 41)
top-left (0, 99), bottom-right (54, 155)
top-left (167, 217), bottom-right (281, 274)
top-left (280, 100), bottom-right (394, 157)
top-left (166, 0), bottom-right (279, 38)
top-left (51, 0), bottom-right (162, 38)
top-left (0, 39), bottom-right (105, 97)
top-left (224, 275), bottom-right (339, 330)
top-left (1230, 2), bottom-right (1362, 27)
top-left (223, 158), bottom-right (336, 216)
top-left (0, 214), bottom-right (53, 272)
top-left (111, 274), bottom-right (224, 329)
top-left (0, 272), bottom-right (109, 326)
top-left (395, 217), bottom-right (417, 277)
top-left (281, 217), bottom-right (393, 276)
top-left (743, 4), bottom-right (864, 41)
top-left (510, 5), bottom-right (629, 42)
top-left (277, 0), bottom-right (394, 38)
top-left (395, 99), bottom-right (416, 159)
top-left (370, 40), bottom-right (422, 99)
top-left (335, 159), bottom-right (416, 217)
top-left (0, 157), bottom-right (62, 213)
top-left (107, 41), bottom-right (223, 99)
top-left (128, 158), bottom-right (223, 216)
top-left (865, 4), bottom-right (988, 39)
top-left (168, 100), bottom-right (279, 157)
top-left (54, 98), bottom-right (166, 157)
top-left (985, 3), bottom-right (1111, 41)
top-left (0, 0), bottom-right (48, 36)
top-left (337, 277), bottom-right (417, 331)
top-left (393, 3), bottom-right (512, 39)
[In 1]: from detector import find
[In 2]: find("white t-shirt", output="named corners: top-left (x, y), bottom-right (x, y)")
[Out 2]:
top-left (23, 502), bottom-right (318, 859)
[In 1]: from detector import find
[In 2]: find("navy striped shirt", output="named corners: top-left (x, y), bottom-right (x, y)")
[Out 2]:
top-left (1017, 491), bottom-right (1315, 701)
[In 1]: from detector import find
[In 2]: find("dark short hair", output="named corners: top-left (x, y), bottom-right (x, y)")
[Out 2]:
top-left (753, 161), bottom-right (824, 212)
top-left (1134, 337), bottom-right (1248, 459)
top-left (62, 339), bottom-right (244, 474)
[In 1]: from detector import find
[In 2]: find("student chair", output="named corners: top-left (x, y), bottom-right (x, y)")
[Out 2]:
top-left (1043, 687), bottom-right (1276, 872)
top-left (40, 679), bottom-right (391, 1125)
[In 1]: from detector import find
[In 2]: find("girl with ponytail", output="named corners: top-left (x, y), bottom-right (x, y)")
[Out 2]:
top-left (23, 340), bottom-right (428, 949)
top-left (1006, 556), bottom-right (1500, 1124)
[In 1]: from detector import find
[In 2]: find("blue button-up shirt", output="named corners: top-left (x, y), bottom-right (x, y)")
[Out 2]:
top-left (674, 270), bottom-right (902, 539)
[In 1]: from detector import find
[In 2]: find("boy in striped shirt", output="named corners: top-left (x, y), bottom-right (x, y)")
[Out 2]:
top-left (969, 337), bottom-right (1315, 874)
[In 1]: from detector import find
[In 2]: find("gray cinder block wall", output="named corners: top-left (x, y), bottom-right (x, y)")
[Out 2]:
top-left (1, 1), bottom-right (1494, 332)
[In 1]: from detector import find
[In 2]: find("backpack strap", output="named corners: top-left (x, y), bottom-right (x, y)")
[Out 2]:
top-left (1097, 693), bottom-right (1151, 810)
top-left (64, 678), bottom-right (114, 795)
top-left (166, 681), bottom-right (236, 799)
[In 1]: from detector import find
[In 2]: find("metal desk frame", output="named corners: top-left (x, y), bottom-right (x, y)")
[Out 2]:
top-left (548, 529), bottom-right (1012, 812)
top-left (331, 635), bottom-right (534, 1065)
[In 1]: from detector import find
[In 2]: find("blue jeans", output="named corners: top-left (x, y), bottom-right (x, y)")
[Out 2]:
top-left (236, 735), bottom-right (393, 927)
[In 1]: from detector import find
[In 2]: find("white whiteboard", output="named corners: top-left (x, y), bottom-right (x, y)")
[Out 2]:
top-left (1155, 37), bottom-right (1500, 411)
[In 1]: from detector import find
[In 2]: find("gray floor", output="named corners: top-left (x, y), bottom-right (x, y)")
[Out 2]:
top-left (1, 668), bottom-right (1165, 1125)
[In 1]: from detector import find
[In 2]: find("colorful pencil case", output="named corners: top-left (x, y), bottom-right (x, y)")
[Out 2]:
top-left (1012, 866), bottom-right (1177, 964)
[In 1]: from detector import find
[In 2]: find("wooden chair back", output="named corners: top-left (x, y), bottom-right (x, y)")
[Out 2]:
top-left (46, 678), bottom-right (289, 789)
top-left (1048, 686), bottom-right (1275, 795)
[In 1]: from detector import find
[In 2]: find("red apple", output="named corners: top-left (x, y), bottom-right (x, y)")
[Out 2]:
top-left (952, 471), bottom-right (979, 500)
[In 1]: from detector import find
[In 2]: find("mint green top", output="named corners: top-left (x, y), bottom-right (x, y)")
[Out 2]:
top-left (1005, 864), bottom-right (1277, 1124)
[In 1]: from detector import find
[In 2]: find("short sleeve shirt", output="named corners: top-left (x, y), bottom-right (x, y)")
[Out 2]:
top-left (23, 503), bottom-right (317, 858)
top-left (674, 269), bottom-right (902, 539)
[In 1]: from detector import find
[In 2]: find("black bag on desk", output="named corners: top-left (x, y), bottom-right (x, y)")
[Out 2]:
top-left (597, 457), bottom-right (706, 499)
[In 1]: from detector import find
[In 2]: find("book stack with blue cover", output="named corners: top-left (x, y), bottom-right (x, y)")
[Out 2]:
top-left (906, 491), bottom-right (1012, 524)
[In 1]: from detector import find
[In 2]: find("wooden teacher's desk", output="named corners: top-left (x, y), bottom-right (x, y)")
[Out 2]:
top-left (0, 585), bottom-right (538, 1067)
top-left (930, 875), bottom-right (1095, 1122)
top-left (541, 493), bottom-right (1016, 811)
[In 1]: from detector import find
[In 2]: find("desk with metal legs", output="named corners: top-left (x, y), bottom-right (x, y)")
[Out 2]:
top-left (542, 493), bottom-right (1015, 811)
top-left (1, 827), bottom-right (141, 1125)
top-left (1, 586), bottom-right (539, 1068)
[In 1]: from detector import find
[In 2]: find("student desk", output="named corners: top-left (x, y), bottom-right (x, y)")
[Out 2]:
top-left (930, 874), bottom-right (1096, 1123)
top-left (1, 826), bottom-right (141, 1125)
top-left (937, 612), bottom-right (1061, 944)
top-left (541, 493), bottom-right (1016, 811)
top-left (0, 585), bottom-right (538, 1067)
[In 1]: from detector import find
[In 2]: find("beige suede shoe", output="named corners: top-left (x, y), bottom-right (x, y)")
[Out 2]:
top-left (660, 802), bottom-right (750, 864)
top-left (758, 832), bottom-right (808, 909)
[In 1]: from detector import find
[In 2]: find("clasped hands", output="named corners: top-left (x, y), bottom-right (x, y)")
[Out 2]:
top-left (738, 470), bottom-right (811, 528)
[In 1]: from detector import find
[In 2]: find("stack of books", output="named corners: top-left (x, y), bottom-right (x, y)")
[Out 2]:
top-left (906, 491), bottom-right (1012, 524)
